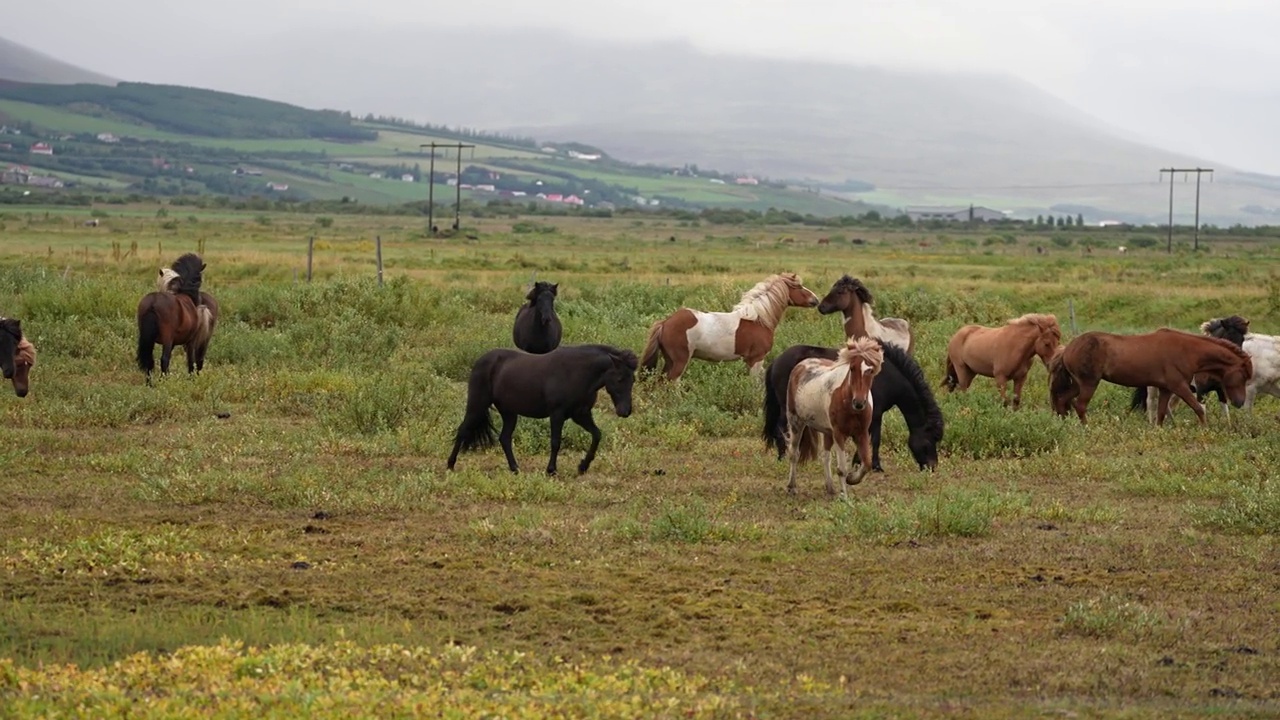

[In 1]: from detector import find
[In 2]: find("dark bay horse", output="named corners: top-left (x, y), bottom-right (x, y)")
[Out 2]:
top-left (641, 273), bottom-right (819, 381)
top-left (1129, 315), bottom-right (1248, 422)
top-left (512, 281), bottom-right (563, 354)
top-left (816, 275), bottom-right (914, 354)
top-left (137, 253), bottom-right (219, 384)
top-left (447, 344), bottom-right (638, 476)
top-left (944, 313), bottom-right (1062, 409)
top-left (1050, 329), bottom-right (1253, 426)
top-left (0, 316), bottom-right (36, 398)
top-left (764, 341), bottom-right (944, 473)
top-left (783, 337), bottom-right (885, 498)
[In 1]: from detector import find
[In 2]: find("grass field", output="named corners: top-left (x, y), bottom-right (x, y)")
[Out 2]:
top-left (1, 208), bottom-right (1279, 717)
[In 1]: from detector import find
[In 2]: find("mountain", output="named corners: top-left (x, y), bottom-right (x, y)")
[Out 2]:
top-left (0, 37), bottom-right (116, 86)
top-left (167, 27), bottom-right (1280, 225)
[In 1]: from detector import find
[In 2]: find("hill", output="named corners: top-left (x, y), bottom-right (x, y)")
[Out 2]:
top-left (0, 37), bottom-right (116, 86)
top-left (173, 28), bottom-right (1280, 225)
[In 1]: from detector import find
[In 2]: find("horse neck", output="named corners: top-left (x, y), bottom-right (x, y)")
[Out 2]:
top-left (843, 300), bottom-right (871, 338)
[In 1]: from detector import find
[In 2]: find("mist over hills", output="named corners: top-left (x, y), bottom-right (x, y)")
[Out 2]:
top-left (0, 37), bottom-right (115, 86)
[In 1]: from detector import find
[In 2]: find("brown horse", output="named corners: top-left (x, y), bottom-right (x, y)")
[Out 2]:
top-left (640, 273), bottom-right (819, 381)
top-left (944, 313), bottom-right (1062, 409)
top-left (1049, 329), bottom-right (1253, 426)
top-left (137, 253), bottom-right (219, 384)
top-left (784, 336), bottom-right (885, 498)
top-left (816, 275), bottom-right (914, 354)
top-left (0, 316), bottom-right (36, 398)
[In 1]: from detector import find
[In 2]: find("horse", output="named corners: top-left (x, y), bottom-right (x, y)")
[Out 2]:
top-left (1129, 316), bottom-right (1249, 422)
top-left (1049, 329), bottom-right (1253, 426)
top-left (447, 344), bottom-right (638, 476)
top-left (783, 337), bottom-right (885, 499)
top-left (512, 281), bottom-right (563, 354)
top-left (640, 273), bottom-right (819, 381)
top-left (0, 316), bottom-right (36, 398)
top-left (816, 275), bottom-right (914, 354)
top-left (764, 341), bottom-right (944, 473)
top-left (136, 253), bottom-right (219, 384)
top-left (943, 313), bottom-right (1062, 409)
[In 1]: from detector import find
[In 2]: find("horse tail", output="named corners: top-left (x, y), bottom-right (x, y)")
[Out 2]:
top-left (192, 304), bottom-right (214, 350)
top-left (790, 426), bottom-right (822, 465)
top-left (450, 355), bottom-right (499, 454)
top-left (640, 320), bottom-right (664, 371)
top-left (1128, 386), bottom-right (1147, 412)
top-left (762, 365), bottom-right (784, 451)
top-left (136, 302), bottom-right (158, 374)
top-left (1047, 351), bottom-right (1075, 400)
top-left (943, 356), bottom-right (959, 391)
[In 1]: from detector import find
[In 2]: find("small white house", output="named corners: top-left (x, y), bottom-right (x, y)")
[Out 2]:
top-left (401, 174), bottom-right (415, 182)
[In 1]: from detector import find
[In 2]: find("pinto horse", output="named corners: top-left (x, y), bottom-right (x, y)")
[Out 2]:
top-left (640, 273), bottom-right (819, 381)
top-left (944, 313), bottom-right (1062, 409)
top-left (1130, 315), bottom-right (1249, 422)
top-left (0, 316), bottom-right (36, 398)
top-left (783, 337), bottom-right (885, 498)
top-left (764, 340), bottom-right (944, 473)
top-left (137, 253), bottom-right (219, 384)
top-left (512, 281), bottom-right (563, 354)
top-left (816, 275), bottom-right (914, 354)
top-left (1049, 329), bottom-right (1252, 426)
top-left (447, 344), bottom-right (638, 476)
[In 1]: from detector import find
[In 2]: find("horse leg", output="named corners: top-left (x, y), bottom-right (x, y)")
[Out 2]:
top-left (1245, 383), bottom-right (1257, 412)
top-left (159, 342), bottom-right (175, 375)
top-left (498, 411), bottom-right (520, 473)
top-left (1170, 384), bottom-right (1207, 426)
top-left (185, 343), bottom-right (197, 374)
top-left (994, 373), bottom-right (1011, 407)
top-left (665, 345), bottom-right (691, 381)
top-left (869, 411), bottom-right (884, 472)
top-left (785, 419), bottom-right (803, 495)
top-left (1072, 380), bottom-right (1098, 425)
top-left (746, 356), bottom-right (766, 382)
top-left (1145, 386), bottom-right (1160, 425)
top-left (848, 428), bottom-right (873, 487)
top-left (821, 441), bottom-right (835, 497)
top-left (572, 410), bottom-right (602, 475)
top-left (546, 412), bottom-right (566, 476)
top-left (1156, 388), bottom-right (1175, 426)
top-left (1010, 372), bottom-right (1028, 411)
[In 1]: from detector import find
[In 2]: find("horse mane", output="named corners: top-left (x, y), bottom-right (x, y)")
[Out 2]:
top-left (157, 268), bottom-right (181, 294)
top-left (0, 316), bottom-right (18, 340)
top-left (1008, 313), bottom-right (1058, 332)
top-left (525, 281), bottom-right (557, 303)
top-left (576, 343), bottom-right (638, 370)
top-left (832, 274), bottom-right (874, 305)
top-left (1201, 316), bottom-right (1250, 344)
top-left (1199, 333), bottom-right (1252, 364)
top-left (837, 336), bottom-right (884, 372)
top-left (170, 253), bottom-right (205, 306)
top-left (882, 341), bottom-right (944, 443)
top-left (15, 338), bottom-right (35, 366)
top-left (733, 273), bottom-right (803, 329)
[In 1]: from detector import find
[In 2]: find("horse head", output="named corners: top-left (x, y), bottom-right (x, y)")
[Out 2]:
top-left (527, 281), bottom-right (558, 324)
top-left (1217, 347), bottom-right (1254, 409)
top-left (157, 268), bottom-right (181, 293)
top-left (908, 427), bottom-right (940, 472)
top-left (11, 338), bottom-right (34, 398)
top-left (1030, 315), bottom-right (1063, 368)
top-left (838, 336), bottom-right (884, 413)
top-left (818, 275), bottom-right (872, 316)
top-left (1201, 316), bottom-right (1250, 347)
top-left (603, 347), bottom-right (638, 418)
top-left (780, 273), bottom-right (819, 309)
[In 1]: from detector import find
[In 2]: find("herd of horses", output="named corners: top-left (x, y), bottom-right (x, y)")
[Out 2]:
top-left (3, 259), bottom-right (1277, 499)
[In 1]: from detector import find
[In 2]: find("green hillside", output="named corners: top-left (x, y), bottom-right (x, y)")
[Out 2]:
top-left (0, 81), bottom-right (881, 216)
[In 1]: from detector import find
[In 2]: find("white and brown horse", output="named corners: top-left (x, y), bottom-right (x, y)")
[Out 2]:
top-left (816, 275), bottom-right (914, 354)
top-left (784, 336), bottom-right (885, 499)
top-left (640, 273), bottom-right (819, 381)
top-left (944, 313), bottom-right (1062, 409)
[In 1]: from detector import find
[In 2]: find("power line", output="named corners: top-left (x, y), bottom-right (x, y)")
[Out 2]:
top-left (1159, 167), bottom-right (1214, 253)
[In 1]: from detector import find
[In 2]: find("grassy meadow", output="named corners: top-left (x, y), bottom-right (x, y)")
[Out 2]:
top-left (1, 206), bottom-right (1279, 717)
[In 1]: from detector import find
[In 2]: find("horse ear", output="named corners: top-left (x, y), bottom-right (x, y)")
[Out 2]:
top-left (201, 263), bottom-right (207, 271)
top-left (550, 283), bottom-right (558, 294)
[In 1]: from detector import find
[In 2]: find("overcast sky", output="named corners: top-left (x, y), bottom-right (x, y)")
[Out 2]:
top-left (9, 0), bottom-right (1280, 173)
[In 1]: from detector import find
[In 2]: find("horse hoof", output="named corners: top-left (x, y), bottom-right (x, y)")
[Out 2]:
top-left (577, 463), bottom-right (591, 475)
top-left (872, 465), bottom-right (884, 473)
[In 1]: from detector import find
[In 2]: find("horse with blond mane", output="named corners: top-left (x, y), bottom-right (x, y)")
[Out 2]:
top-left (784, 336), bottom-right (884, 499)
top-left (944, 313), bottom-right (1062, 409)
top-left (640, 273), bottom-right (819, 381)
top-left (0, 315), bottom-right (36, 398)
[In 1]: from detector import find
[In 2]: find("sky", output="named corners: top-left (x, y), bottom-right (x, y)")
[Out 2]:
top-left (8, 0), bottom-right (1280, 173)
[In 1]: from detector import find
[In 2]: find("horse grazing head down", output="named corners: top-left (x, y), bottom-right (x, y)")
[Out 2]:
top-left (526, 281), bottom-right (558, 324)
top-left (818, 275), bottom-right (873, 316)
top-left (1203, 336), bottom-right (1253, 408)
top-left (837, 336), bottom-right (884, 412)
top-left (1010, 313), bottom-right (1062, 367)
top-left (0, 317), bottom-right (34, 398)
top-left (599, 346), bottom-right (639, 418)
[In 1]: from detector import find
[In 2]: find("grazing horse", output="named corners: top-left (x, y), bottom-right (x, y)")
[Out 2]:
top-left (944, 313), bottom-right (1062, 409)
top-left (0, 316), bottom-right (36, 398)
top-left (512, 281), bottom-right (563, 354)
top-left (447, 344), bottom-right (638, 476)
top-left (764, 341), bottom-right (944, 473)
top-left (783, 337), bottom-right (885, 498)
top-left (136, 253), bottom-right (219, 383)
top-left (1130, 315), bottom-right (1249, 422)
top-left (1049, 329), bottom-right (1252, 426)
top-left (816, 275), bottom-right (914, 354)
top-left (640, 273), bottom-right (819, 381)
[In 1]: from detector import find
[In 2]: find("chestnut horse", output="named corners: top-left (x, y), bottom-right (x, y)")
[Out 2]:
top-left (1130, 315), bottom-right (1248, 423)
top-left (640, 273), bottom-right (819, 381)
top-left (816, 275), bottom-right (914, 354)
top-left (0, 316), bottom-right (36, 398)
top-left (1049, 329), bottom-right (1253, 426)
top-left (137, 253), bottom-right (219, 384)
top-left (944, 313), bottom-right (1062, 409)
top-left (784, 336), bottom-right (885, 498)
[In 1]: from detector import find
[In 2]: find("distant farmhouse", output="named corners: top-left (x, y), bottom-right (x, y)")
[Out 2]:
top-left (906, 205), bottom-right (1006, 223)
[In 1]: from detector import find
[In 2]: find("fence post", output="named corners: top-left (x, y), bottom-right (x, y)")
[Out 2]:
top-left (376, 235), bottom-right (384, 286)
top-left (307, 236), bottom-right (314, 283)
top-left (1068, 299), bottom-right (1078, 335)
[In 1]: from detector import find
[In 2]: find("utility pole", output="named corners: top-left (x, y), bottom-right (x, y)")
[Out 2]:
top-left (1159, 167), bottom-right (1214, 253)
top-left (419, 142), bottom-right (475, 234)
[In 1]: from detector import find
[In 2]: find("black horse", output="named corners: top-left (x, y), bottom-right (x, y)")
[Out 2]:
top-left (447, 344), bottom-right (637, 476)
top-left (512, 281), bottom-right (563, 354)
top-left (1128, 315), bottom-right (1250, 415)
top-left (763, 342), bottom-right (945, 472)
